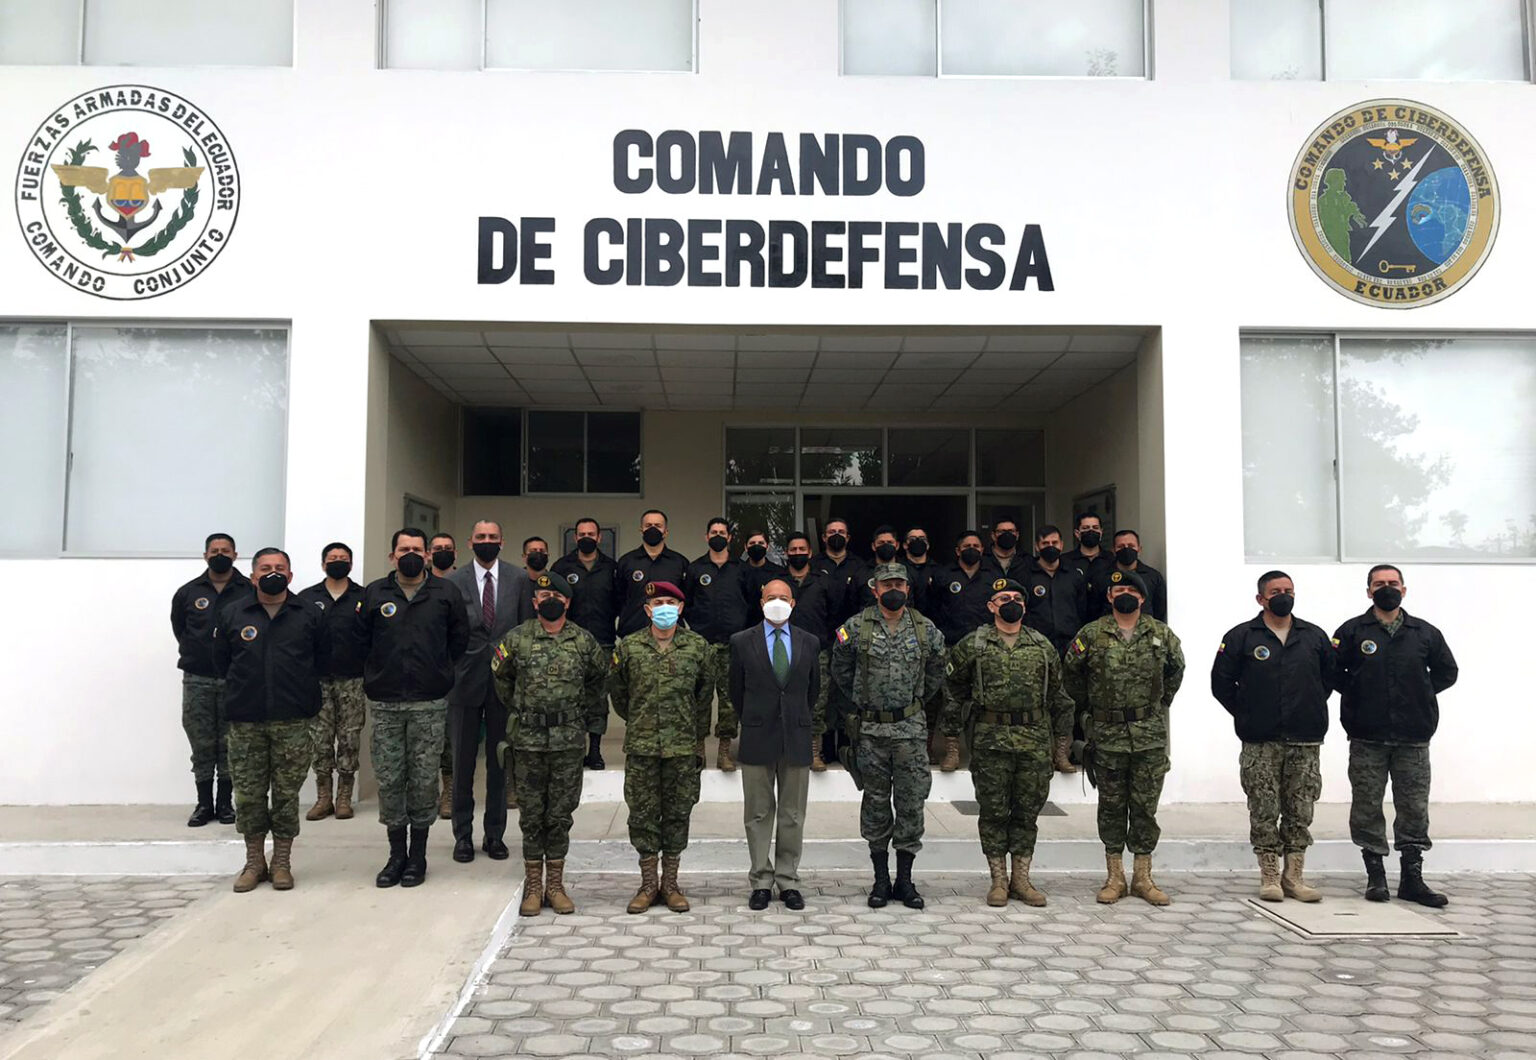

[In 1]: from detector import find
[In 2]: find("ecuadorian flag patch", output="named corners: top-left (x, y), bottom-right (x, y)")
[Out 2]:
top-left (835, 625), bottom-right (849, 644)
top-left (1330, 637), bottom-right (1341, 648)
top-left (1070, 636), bottom-right (1087, 656)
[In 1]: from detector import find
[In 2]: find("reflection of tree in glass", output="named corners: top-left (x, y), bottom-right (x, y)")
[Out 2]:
top-left (726, 495), bottom-right (794, 561)
top-left (71, 327), bottom-right (288, 415)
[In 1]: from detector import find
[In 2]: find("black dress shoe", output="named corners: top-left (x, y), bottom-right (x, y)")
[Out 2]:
top-left (187, 803), bottom-right (215, 828)
top-left (748, 889), bottom-right (771, 910)
top-left (482, 837), bottom-right (509, 860)
top-left (453, 837), bottom-right (475, 863)
top-left (780, 889), bottom-right (805, 910)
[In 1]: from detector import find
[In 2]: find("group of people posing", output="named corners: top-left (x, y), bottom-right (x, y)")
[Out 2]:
top-left (169, 510), bottom-right (1457, 916)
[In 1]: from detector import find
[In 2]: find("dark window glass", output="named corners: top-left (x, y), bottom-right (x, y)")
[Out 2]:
top-left (527, 410), bottom-right (585, 493)
top-left (976, 428), bottom-right (1045, 487)
top-left (725, 428), bottom-right (797, 486)
top-left (587, 411), bottom-right (642, 493)
top-left (462, 408), bottom-right (523, 495)
top-left (800, 428), bottom-right (882, 486)
top-left (889, 428), bottom-right (970, 486)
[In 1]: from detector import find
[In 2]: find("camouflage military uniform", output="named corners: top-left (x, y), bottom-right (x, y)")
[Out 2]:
top-left (832, 606), bottom-right (946, 854)
top-left (609, 628), bottom-right (713, 855)
top-left (945, 624), bottom-right (1074, 857)
top-left (707, 642), bottom-right (738, 739)
top-left (371, 700), bottom-right (447, 829)
top-left (1064, 614), bottom-right (1185, 854)
top-left (228, 719), bottom-right (314, 840)
top-left (312, 678), bottom-right (367, 777)
top-left (492, 619), bottom-right (609, 860)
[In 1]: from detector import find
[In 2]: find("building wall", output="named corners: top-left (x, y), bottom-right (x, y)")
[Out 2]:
top-left (1045, 366), bottom-right (1142, 557)
top-left (383, 357), bottom-right (461, 553)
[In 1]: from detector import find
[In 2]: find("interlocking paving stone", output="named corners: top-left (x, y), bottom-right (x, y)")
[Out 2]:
top-left (434, 871), bottom-right (1536, 1058)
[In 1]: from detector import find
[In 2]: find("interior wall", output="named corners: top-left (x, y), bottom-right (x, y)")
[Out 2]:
top-left (363, 325), bottom-right (391, 583)
top-left (1136, 332), bottom-right (1168, 573)
top-left (382, 357), bottom-right (461, 560)
top-left (1045, 365), bottom-right (1144, 558)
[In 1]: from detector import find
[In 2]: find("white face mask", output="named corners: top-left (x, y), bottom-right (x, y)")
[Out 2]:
top-left (762, 599), bottom-right (793, 624)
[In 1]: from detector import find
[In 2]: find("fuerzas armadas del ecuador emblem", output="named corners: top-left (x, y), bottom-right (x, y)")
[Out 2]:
top-left (14, 85), bottom-right (239, 299)
top-left (1288, 99), bottom-right (1497, 308)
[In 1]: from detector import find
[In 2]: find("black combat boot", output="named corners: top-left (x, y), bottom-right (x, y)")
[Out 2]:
top-left (400, 825), bottom-right (430, 887)
top-left (1397, 848), bottom-right (1448, 908)
top-left (1363, 851), bottom-right (1390, 902)
top-left (187, 780), bottom-right (216, 827)
top-left (214, 776), bottom-right (236, 824)
top-left (868, 851), bottom-right (891, 908)
top-left (376, 827), bottom-right (408, 887)
top-left (585, 733), bottom-right (605, 771)
top-left (893, 850), bottom-right (924, 909)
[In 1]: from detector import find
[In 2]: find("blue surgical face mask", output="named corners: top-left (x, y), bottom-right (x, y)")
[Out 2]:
top-left (650, 604), bottom-right (680, 630)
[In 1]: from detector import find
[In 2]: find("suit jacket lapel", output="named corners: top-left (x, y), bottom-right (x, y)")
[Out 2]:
top-left (495, 560), bottom-right (517, 616)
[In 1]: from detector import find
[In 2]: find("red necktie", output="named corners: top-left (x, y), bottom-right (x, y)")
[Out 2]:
top-left (482, 571), bottom-right (495, 630)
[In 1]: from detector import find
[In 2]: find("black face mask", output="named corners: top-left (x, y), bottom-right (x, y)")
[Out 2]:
top-left (472, 542), bottom-right (501, 563)
top-left (708, 534), bottom-right (729, 553)
top-left (1372, 586), bottom-right (1403, 611)
top-left (257, 572), bottom-right (288, 596)
top-left (1112, 593), bottom-right (1141, 615)
top-left (324, 560), bottom-right (351, 580)
top-left (874, 543), bottom-right (897, 562)
top-left (1266, 593), bottom-right (1295, 617)
top-left (786, 554), bottom-right (809, 571)
top-left (905, 538), bottom-right (928, 558)
top-left (576, 537), bottom-right (598, 556)
top-left (396, 552), bottom-right (426, 578)
top-left (827, 533), bottom-right (847, 552)
top-left (431, 550), bottom-right (455, 571)
top-left (207, 554), bottom-right (234, 575)
top-left (1079, 530), bottom-right (1102, 549)
top-left (1115, 546), bottom-right (1139, 566)
top-left (746, 544), bottom-right (768, 562)
top-left (642, 527), bottom-right (665, 547)
top-left (879, 589), bottom-right (908, 611)
top-left (996, 531), bottom-right (1018, 551)
top-left (536, 597), bottom-right (566, 621)
top-left (960, 547), bottom-right (982, 567)
top-left (1037, 545), bottom-right (1062, 564)
top-left (526, 552), bottom-right (548, 571)
top-left (997, 601), bottom-right (1025, 624)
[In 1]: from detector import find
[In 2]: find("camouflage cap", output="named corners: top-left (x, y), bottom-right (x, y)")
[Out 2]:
top-left (531, 571), bottom-right (572, 599)
top-left (1105, 568), bottom-right (1149, 597)
top-left (868, 562), bottom-right (909, 583)
top-left (988, 577), bottom-right (1026, 599)
top-left (645, 579), bottom-right (685, 602)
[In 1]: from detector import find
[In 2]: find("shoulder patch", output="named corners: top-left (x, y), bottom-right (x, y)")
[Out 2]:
top-left (355, 600), bottom-right (363, 612)
top-left (1070, 636), bottom-right (1087, 656)
top-left (611, 650), bottom-right (621, 667)
top-left (1217, 642), bottom-right (1225, 654)
top-left (835, 625), bottom-right (850, 644)
top-left (1330, 637), bottom-right (1340, 648)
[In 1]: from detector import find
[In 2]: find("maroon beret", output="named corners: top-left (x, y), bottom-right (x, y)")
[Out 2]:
top-left (645, 580), bottom-right (685, 602)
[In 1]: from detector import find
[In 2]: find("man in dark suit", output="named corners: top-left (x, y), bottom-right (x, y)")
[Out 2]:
top-left (447, 519), bottom-right (533, 863)
top-left (730, 577), bottom-right (821, 911)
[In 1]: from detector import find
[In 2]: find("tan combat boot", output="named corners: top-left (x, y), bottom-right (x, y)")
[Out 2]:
top-left (233, 833), bottom-right (268, 893)
top-left (519, 860), bottom-right (544, 916)
top-left (1257, 851), bottom-right (1284, 902)
top-left (334, 773), bottom-right (355, 820)
top-left (305, 774), bottom-right (333, 821)
top-left (1010, 854), bottom-right (1047, 906)
top-left (438, 771), bottom-right (453, 819)
top-left (811, 744), bottom-right (827, 772)
top-left (627, 856), bottom-right (659, 914)
top-left (270, 837), bottom-right (295, 890)
top-left (985, 856), bottom-right (1009, 907)
top-left (1096, 852), bottom-right (1127, 904)
top-left (939, 737), bottom-right (961, 772)
top-left (1130, 854), bottom-right (1171, 906)
top-left (1052, 735), bottom-right (1078, 773)
top-left (660, 854), bottom-right (690, 912)
top-left (1282, 852), bottom-right (1322, 902)
top-left (545, 859), bottom-right (575, 914)
top-left (717, 740), bottom-right (736, 772)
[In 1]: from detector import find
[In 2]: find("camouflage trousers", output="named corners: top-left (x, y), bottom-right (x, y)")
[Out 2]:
top-left (1239, 742), bottom-right (1322, 854)
top-left (310, 677), bottom-right (367, 777)
top-left (858, 735), bottom-right (932, 855)
top-left (707, 643), bottom-right (738, 739)
top-left (180, 674), bottom-right (228, 783)
top-left (811, 650), bottom-right (831, 736)
top-left (513, 748), bottom-right (585, 860)
top-left (370, 699), bottom-right (447, 829)
top-left (228, 719), bottom-right (314, 840)
top-left (971, 747), bottom-right (1053, 857)
top-left (1096, 747), bottom-right (1169, 854)
top-left (623, 753), bottom-right (701, 856)
top-left (1348, 740), bottom-right (1432, 855)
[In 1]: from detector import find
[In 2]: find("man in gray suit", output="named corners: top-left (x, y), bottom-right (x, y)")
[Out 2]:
top-left (448, 519), bottom-right (533, 863)
top-left (730, 577), bottom-right (821, 911)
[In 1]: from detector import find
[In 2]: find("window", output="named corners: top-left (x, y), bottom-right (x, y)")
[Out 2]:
top-left (383, 0), bottom-right (695, 71)
top-left (525, 410), bottom-right (642, 495)
top-left (0, 324), bottom-right (289, 557)
top-left (462, 408), bottom-right (523, 496)
top-left (0, 0), bottom-right (294, 66)
top-left (888, 428), bottom-right (969, 487)
top-left (975, 428), bottom-right (1046, 487)
top-left (725, 428), bottom-right (796, 487)
top-left (1240, 333), bottom-right (1536, 561)
top-left (842, 0), bottom-right (1146, 77)
top-left (799, 428), bottom-right (883, 486)
top-left (1231, 0), bottom-right (1529, 81)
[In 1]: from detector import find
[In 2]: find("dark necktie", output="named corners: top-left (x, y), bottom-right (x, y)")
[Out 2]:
top-left (482, 571), bottom-right (495, 631)
top-left (772, 628), bottom-right (790, 687)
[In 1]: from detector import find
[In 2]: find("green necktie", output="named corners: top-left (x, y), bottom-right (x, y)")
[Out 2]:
top-left (771, 628), bottom-right (790, 687)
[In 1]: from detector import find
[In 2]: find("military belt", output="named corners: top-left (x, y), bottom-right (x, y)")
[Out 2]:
top-left (860, 702), bottom-right (923, 724)
top-left (527, 711), bottom-right (577, 727)
top-left (976, 708), bottom-right (1048, 726)
top-left (1093, 705), bottom-right (1155, 725)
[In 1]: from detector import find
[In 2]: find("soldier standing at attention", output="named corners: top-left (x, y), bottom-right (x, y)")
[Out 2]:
top-left (492, 572), bottom-right (608, 916)
top-left (1212, 571), bottom-right (1334, 903)
top-left (610, 581), bottom-right (713, 914)
top-left (615, 509), bottom-right (689, 638)
top-left (945, 578), bottom-right (1074, 907)
top-left (684, 517), bottom-right (755, 771)
top-left (1333, 563), bottom-right (1458, 907)
top-left (551, 517), bottom-right (620, 770)
top-left (1065, 570), bottom-right (1185, 906)
top-left (214, 548), bottom-right (326, 892)
top-left (1064, 513), bottom-right (1113, 619)
top-left (170, 532), bottom-right (249, 827)
top-left (833, 563), bottom-right (946, 910)
top-left (358, 528), bottom-right (469, 889)
top-left (298, 542), bottom-right (367, 821)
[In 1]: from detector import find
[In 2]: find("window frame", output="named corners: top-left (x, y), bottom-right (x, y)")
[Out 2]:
top-left (521, 407), bottom-right (643, 497)
top-left (2, 0), bottom-right (296, 68)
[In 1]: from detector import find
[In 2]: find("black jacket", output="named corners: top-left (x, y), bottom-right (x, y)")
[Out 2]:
top-left (899, 558), bottom-right (943, 620)
top-left (170, 569), bottom-right (250, 677)
top-left (683, 555), bottom-right (755, 643)
top-left (1022, 562), bottom-right (1090, 654)
top-left (213, 592), bottom-right (328, 723)
top-left (936, 565), bottom-right (995, 646)
top-left (1065, 549), bottom-right (1116, 619)
top-left (551, 549), bottom-right (619, 646)
top-left (813, 552), bottom-right (868, 626)
top-left (1332, 609), bottom-right (1458, 743)
top-left (730, 623), bottom-right (821, 767)
top-left (295, 579), bottom-right (366, 678)
top-left (786, 567), bottom-right (835, 648)
top-left (614, 546), bottom-right (689, 637)
top-left (357, 573), bottom-right (470, 702)
top-left (1211, 614), bottom-right (1335, 743)
top-left (1116, 561), bottom-right (1168, 622)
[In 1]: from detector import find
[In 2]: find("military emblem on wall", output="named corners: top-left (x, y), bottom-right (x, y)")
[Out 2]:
top-left (13, 85), bottom-right (240, 299)
top-left (1288, 99), bottom-right (1497, 308)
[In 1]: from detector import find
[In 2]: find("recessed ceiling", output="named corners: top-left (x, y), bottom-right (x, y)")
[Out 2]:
top-left (381, 326), bottom-right (1146, 412)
